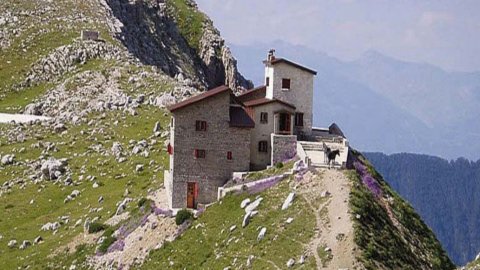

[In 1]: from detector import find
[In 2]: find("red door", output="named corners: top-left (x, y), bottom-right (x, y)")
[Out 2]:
top-left (187, 182), bottom-right (197, 209)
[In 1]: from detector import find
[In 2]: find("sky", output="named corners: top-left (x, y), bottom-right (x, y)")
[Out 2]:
top-left (196, 0), bottom-right (480, 72)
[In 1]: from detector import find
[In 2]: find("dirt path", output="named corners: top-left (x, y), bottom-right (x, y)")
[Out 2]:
top-left (298, 169), bottom-right (358, 269)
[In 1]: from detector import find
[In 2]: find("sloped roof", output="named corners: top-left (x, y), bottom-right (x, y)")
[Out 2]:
top-left (230, 106), bottom-right (255, 128)
top-left (243, 98), bottom-right (296, 110)
top-left (237, 85), bottom-right (267, 101)
top-left (264, 58), bottom-right (317, 75)
top-left (167, 85), bottom-right (230, 112)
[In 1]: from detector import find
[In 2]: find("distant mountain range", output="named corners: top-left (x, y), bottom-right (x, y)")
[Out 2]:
top-left (364, 152), bottom-right (480, 265)
top-left (231, 41), bottom-right (480, 160)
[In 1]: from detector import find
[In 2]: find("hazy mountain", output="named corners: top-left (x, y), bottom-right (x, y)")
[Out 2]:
top-left (230, 41), bottom-right (480, 160)
top-left (365, 152), bottom-right (480, 265)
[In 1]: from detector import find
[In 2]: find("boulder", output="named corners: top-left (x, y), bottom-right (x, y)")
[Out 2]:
top-left (34, 236), bottom-right (43, 244)
top-left (153, 121), bottom-right (161, 133)
top-left (245, 197), bottom-right (263, 213)
top-left (257, 227), bottom-right (266, 241)
top-left (242, 211), bottom-right (252, 228)
top-left (41, 222), bottom-right (60, 231)
top-left (7, 240), bottom-right (17, 248)
top-left (1, 154), bottom-right (15, 166)
top-left (111, 142), bottom-right (123, 158)
top-left (281, 193), bottom-right (295, 210)
top-left (41, 158), bottom-right (68, 180)
top-left (53, 123), bottom-right (67, 133)
top-left (240, 198), bottom-right (251, 209)
top-left (286, 258), bottom-right (295, 268)
top-left (19, 240), bottom-right (31, 250)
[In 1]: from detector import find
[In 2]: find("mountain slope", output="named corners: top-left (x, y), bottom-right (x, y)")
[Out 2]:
top-left (0, 0), bottom-right (249, 269)
top-left (230, 41), bottom-right (480, 160)
top-left (364, 152), bottom-right (480, 265)
top-left (136, 152), bottom-right (454, 270)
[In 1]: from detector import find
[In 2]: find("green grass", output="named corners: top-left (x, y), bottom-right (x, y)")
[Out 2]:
top-left (0, 106), bottom-right (171, 269)
top-left (166, 0), bottom-right (207, 51)
top-left (246, 160), bottom-right (295, 181)
top-left (139, 177), bottom-right (316, 269)
top-left (317, 245), bottom-right (333, 267)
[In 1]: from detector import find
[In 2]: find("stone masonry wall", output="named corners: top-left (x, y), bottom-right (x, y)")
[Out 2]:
top-left (271, 134), bottom-right (297, 166)
top-left (249, 102), bottom-right (295, 170)
top-left (170, 91), bottom-right (251, 208)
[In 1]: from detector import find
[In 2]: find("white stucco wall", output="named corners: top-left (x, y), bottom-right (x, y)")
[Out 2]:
top-left (264, 62), bottom-right (314, 136)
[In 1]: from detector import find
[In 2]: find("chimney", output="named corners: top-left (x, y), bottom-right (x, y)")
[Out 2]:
top-left (267, 49), bottom-right (276, 62)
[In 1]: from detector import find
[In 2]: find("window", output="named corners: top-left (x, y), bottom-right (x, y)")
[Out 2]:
top-left (227, 151), bottom-right (233, 160)
top-left (266, 77), bottom-right (270, 86)
top-left (167, 143), bottom-right (173, 155)
top-left (258, 141), bottom-right (268, 153)
top-left (194, 149), bottom-right (206, 159)
top-left (195, 120), bottom-right (207, 131)
top-left (260, 112), bottom-right (268, 124)
top-left (295, 113), bottom-right (304, 127)
top-left (282, 78), bottom-right (291, 90)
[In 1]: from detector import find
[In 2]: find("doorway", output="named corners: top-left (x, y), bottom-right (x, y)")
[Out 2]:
top-left (279, 113), bottom-right (291, 134)
top-left (187, 182), bottom-right (198, 209)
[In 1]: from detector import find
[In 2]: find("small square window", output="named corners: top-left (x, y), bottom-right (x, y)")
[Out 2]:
top-left (227, 151), bottom-right (233, 160)
top-left (195, 120), bottom-right (207, 131)
top-left (295, 113), bottom-right (304, 127)
top-left (282, 78), bottom-right (291, 90)
top-left (258, 141), bottom-right (268, 153)
top-left (260, 112), bottom-right (268, 124)
top-left (194, 149), bottom-right (206, 159)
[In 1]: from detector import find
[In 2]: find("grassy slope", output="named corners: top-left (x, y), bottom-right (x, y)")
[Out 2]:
top-left (139, 177), bottom-right (317, 269)
top-left (165, 0), bottom-right (206, 52)
top-left (0, 106), bottom-right (170, 269)
top-left (349, 152), bottom-right (455, 270)
top-left (0, 0), bottom-right (114, 112)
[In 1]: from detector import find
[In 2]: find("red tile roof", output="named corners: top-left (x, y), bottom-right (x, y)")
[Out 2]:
top-left (264, 58), bottom-right (317, 75)
top-left (167, 85), bottom-right (230, 112)
top-left (243, 98), bottom-right (296, 109)
top-left (230, 106), bottom-right (255, 128)
top-left (237, 85), bottom-right (267, 103)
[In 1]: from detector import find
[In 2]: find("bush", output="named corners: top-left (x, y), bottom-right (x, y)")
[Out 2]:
top-left (175, 209), bottom-right (193, 225)
top-left (88, 222), bottom-right (108, 234)
top-left (138, 197), bottom-right (148, 208)
top-left (97, 236), bottom-right (116, 254)
top-left (275, 162), bottom-right (284, 169)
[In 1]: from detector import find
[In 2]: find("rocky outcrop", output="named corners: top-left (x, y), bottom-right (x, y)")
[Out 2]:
top-left (23, 41), bottom-right (123, 87)
top-left (100, 0), bottom-right (251, 91)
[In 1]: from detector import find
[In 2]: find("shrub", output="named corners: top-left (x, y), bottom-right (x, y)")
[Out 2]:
top-left (175, 209), bottom-right (193, 225)
top-left (275, 162), bottom-right (284, 169)
top-left (88, 222), bottom-right (108, 234)
top-left (97, 236), bottom-right (117, 254)
top-left (138, 197), bottom-right (148, 208)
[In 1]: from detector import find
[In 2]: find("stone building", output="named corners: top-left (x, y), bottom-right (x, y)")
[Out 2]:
top-left (165, 51), bottom-right (318, 209)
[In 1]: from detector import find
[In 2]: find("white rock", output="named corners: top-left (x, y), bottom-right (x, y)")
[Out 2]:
top-left (286, 217), bottom-right (294, 224)
top-left (7, 240), bottom-right (17, 248)
top-left (242, 212), bottom-right (252, 228)
top-left (92, 182), bottom-right (99, 188)
top-left (245, 197), bottom-right (263, 213)
top-left (286, 258), bottom-right (295, 267)
top-left (281, 193), bottom-right (295, 210)
top-left (240, 198), bottom-right (251, 209)
top-left (229, 225), bottom-right (237, 232)
top-left (257, 227), bottom-right (267, 241)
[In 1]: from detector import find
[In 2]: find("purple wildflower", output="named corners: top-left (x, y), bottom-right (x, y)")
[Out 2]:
top-left (153, 207), bottom-right (172, 217)
top-left (107, 239), bottom-right (125, 253)
top-left (362, 174), bottom-right (382, 197)
top-left (247, 175), bottom-right (284, 194)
